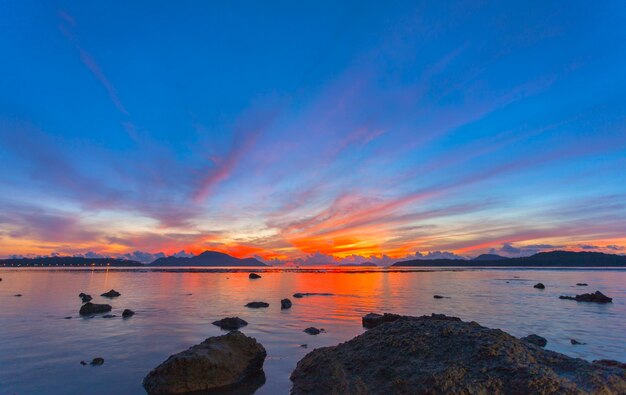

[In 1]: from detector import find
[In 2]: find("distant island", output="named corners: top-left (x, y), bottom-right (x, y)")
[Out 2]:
top-left (149, 251), bottom-right (268, 267)
top-left (392, 251), bottom-right (626, 267)
top-left (0, 256), bottom-right (143, 267)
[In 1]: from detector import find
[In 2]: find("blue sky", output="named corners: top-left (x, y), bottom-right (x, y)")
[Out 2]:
top-left (1, 1), bottom-right (626, 263)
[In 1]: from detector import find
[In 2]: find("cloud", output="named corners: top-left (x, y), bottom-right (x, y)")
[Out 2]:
top-left (120, 251), bottom-right (165, 263)
top-left (489, 243), bottom-right (559, 258)
top-left (414, 251), bottom-right (466, 260)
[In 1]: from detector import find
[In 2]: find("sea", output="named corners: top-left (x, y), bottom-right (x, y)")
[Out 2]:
top-left (1, 267), bottom-right (624, 394)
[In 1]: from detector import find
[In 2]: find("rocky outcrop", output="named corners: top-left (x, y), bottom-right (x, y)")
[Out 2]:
top-left (249, 273), bottom-right (262, 279)
top-left (559, 291), bottom-right (613, 303)
top-left (101, 289), bottom-right (121, 298)
top-left (212, 317), bottom-right (248, 330)
top-left (143, 331), bottom-right (266, 395)
top-left (291, 314), bottom-right (626, 394)
top-left (245, 302), bottom-right (269, 308)
top-left (521, 334), bottom-right (548, 347)
top-left (80, 294), bottom-right (92, 303)
top-left (534, 283), bottom-right (546, 289)
top-left (91, 357), bottom-right (104, 366)
top-left (293, 293), bottom-right (333, 298)
top-left (362, 313), bottom-right (403, 329)
top-left (281, 298), bottom-right (292, 309)
top-left (122, 309), bottom-right (135, 318)
top-left (79, 302), bottom-right (112, 315)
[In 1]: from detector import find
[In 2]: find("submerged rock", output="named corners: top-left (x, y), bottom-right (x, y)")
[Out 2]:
top-left (245, 301), bottom-right (269, 308)
top-left (79, 302), bottom-right (112, 315)
top-left (122, 309), bottom-right (135, 318)
top-left (14, 294), bottom-right (22, 297)
top-left (521, 334), bottom-right (548, 347)
top-left (213, 317), bottom-right (248, 330)
top-left (143, 331), bottom-right (266, 395)
top-left (303, 327), bottom-right (323, 335)
top-left (291, 314), bottom-right (626, 394)
top-left (281, 298), bottom-right (292, 309)
top-left (534, 283), bottom-right (545, 289)
top-left (576, 283), bottom-right (589, 286)
top-left (293, 293), bottom-right (334, 298)
top-left (571, 339), bottom-right (586, 345)
top-left (64, 316), bottom-right (72, 319)
top-left (433, 295), bottom-right (450, 299)
top-left (102, 314), bottom-right (117, 318)
top-left (249, 273), bottom-right (262, 279)
top-left (80, 360), bottom-right (87, 366)
top-left (101, 289), bottom-right (121, 298)
top-left (559, 291), bottom-right (613, 303)
top-left (90, 357), bottom-right (104, 366)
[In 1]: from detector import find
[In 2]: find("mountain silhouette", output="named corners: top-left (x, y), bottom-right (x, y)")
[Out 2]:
top-left (149, 250), bottom-right (267, 267)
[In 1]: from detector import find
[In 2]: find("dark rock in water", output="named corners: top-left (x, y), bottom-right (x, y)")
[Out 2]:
top-left (291, 314), bottom-right (626, 395)
top-left (80, 294), bottom-right (92, 303)
top-left (213, 317), bottom-right (248, 330)
top-left (534, 283), bottom-right (545, 289)
top-left (433, 294), bottom-right (450, 299)
top-left (576, 283), bottom-right (589, 286)
top-left (101, 289), bottom-right (121, 298)
top-left (571, 339), bottom-right (586, 345)
top-left (304, 327), bottom-right (322, 335)
top-left (281, 298), bottom-right (292, 309)
top-left (79, 292), bottom-right (86, 297)
top-left (361, 313), bottom-right (452, 329)
top-left (300, 344), bottom-right (308, 348)
top-left (293, 293), bottom-right (334, 298)
top-left (90, 357), bottom-right (104, 366)
top-left (594, 360), bottom-right (626, 370)
top-left (64, 316), bottom-right (72, 319)
top-left (245, 301), bottom-right (269, 308)
top-left (559, 290), bottom-right (612, 303)
top-left (79, 302), bottom-right (112, 315)
top-left (249, 273), bottom-right (262, 279)
top-left (521, 334), bottom-right (548, 347)
top-left (102, 314), bottom-right (117, 318)
top-left (14, 294), bottom-right (22, 297)
top-left (122, 309), bottom-right (135, 318)
top-left (80, 361), bottom-right (87, 366)
top-left (142, 331), bottom-right (266, 395)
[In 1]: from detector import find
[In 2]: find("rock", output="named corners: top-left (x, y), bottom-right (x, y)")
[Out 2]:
top-left (80, 361), bottom-right (87, 366)
top-left (300, 344), bottom-right (308, 348)
top-left (79, 302), bottom-right (112, 315)
top-left (79, 292), bottom-right (87, 297)
top-left (249, 273), bottom-right (262, 279)
top-left (91, 357), bottom-right (104, 366)
top-left (576, 283), bottom-right (589, 286)
top-left (14, 294), bottom-right (22, 297)
top-left (101, 289), bottom-right (121, 298)
top-left (281, 298), bottom-right (292, 309)
top-left (291, 314), bottom-right (626, 395)
top-left (595, 360), bottom-right (626, 370)
top-left (362, 313), bottom-right (403, 329)
top-left (81, 294), bottom-right (92, 303)
top-left (245, 301), bottom-right (269, 308)
top-left (433, 295), bottom-right (449, 299)
top-left (303, 327), bottom-right (323, 335)
top-left (143, 331), bottom-right (266, 395)
top-left (559, 290), bottom-right (613, 303)
top-left (64, 316), bottom-right (72, 319)
top-left (521, 334), bottom-right (548, 347)
top-left (102, 314), bottom-right (117, 318)
top-left (213, 317), bottom-right (248, 330)
top-left (293, 293), bottom-right (334, 298)
top-left (122, 309), bottom-right (135, 318)
top-left (534, 283), bottom-right (545, 289)
top-left (571, 339), bottom-right (586, 345)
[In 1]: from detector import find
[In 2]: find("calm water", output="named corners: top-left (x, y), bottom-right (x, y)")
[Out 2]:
top-left (1, 267), bottom-right (625, 394)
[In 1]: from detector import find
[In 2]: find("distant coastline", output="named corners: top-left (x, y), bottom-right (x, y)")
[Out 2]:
top-left (2, 250), bottom-right (626, 268)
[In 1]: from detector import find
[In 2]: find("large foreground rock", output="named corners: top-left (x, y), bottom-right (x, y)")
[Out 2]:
top-left (291, 314), bottom-right (626, 394)
top-left (143, 331), bottom-right (266, 394)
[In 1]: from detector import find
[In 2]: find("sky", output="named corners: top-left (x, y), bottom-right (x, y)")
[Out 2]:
top-left (1, 1), bottom-right (626, 264)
